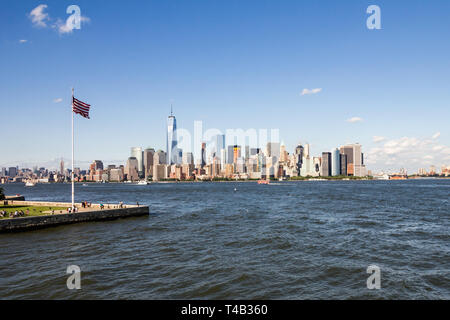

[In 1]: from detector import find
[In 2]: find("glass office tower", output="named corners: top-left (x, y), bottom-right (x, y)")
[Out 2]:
top-left (166, 109), bottom-right (178, 165)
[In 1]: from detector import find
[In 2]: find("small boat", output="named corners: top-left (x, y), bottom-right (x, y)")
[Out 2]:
top-left (257, 179), bottom-right (270, 185)
top-left (137, 181), bottom-right (149, 185)
top-left (82, 183), bottom-right (88, 186)
top-left (25, 181), bottom-right (35, 187)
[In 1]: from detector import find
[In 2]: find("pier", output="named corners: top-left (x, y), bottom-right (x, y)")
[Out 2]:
top-left (0, 200), bottom-right (149, 233)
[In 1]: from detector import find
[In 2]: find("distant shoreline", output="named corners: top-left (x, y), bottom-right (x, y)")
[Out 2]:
top-left (2, 176), bottom-right (449, 186)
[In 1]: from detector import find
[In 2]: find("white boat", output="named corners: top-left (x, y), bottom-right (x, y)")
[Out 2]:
top-left (25, 182), bottom-right (35, 187)
top-left (137, 181), bottom-right (149, 185)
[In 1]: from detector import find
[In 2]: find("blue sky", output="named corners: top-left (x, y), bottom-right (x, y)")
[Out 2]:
top-left (1, 0), bottom-right (449, 172)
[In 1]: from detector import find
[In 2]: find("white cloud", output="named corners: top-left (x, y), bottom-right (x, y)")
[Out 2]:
top-left (28, 5), bottom-right (90, 35)
top-left (53, 98), bottom-right (63, 103)
top-left (301, 88), bottom-right (322, 96)
top-left (373, 136), bottom-right (385, 143)
top-left (19, 39), bottom-right (28, 43)
top-left (55, 16), bottom-right (90, 34)
top-left (346, 117), bottom-right (363, 123)
top-left (365, 136), bottom-right (450, 172)
top-left (432, 132), bottom-right (440, 139)
top-left (29, 4), bottom-right (49, 28)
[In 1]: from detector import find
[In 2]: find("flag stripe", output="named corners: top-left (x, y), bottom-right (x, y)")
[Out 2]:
top-left (72, 96), bottom-right (91, 119)
top-left (73, 104), bottom-right (90, 112)
top-left (73, 101), bottom-right (90, 109)
top-left (73, 97), bottom-right (90, 105)
top-left (73, 99), bottom-right (90, 108)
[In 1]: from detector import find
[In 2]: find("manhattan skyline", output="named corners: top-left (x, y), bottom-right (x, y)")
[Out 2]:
top-left (1, 0), bottom-right (450, 172)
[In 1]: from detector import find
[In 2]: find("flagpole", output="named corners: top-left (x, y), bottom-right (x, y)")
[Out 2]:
top-left (71, 88), bottom-right (75, 211)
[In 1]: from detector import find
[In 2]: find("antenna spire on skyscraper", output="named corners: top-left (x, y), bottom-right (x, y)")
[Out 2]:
top-left (170, 104), bottom-right (173, 116)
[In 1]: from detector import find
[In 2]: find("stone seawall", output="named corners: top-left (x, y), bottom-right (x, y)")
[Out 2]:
top-left (0, 206), bottom-right (149, 233)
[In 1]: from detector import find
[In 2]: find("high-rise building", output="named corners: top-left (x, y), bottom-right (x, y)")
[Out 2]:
top-left (295, 143), bottom-right (304, 175)
top-left (321, 152), bottom-right (331, 177)
top-left (233, 145), bottom-right (241, 164)
top-left (304, 143), bottom-right (310, 159)
top-left (143, 148), bottom-right (155, 178)
top-left (220, 149), bottom-right (226, 168)
top-left (201, 142), bottom-right (206, 168)
top-left (131, 147), bottom-right (143, 177)
top-left (92, 160), bottom-right (104, 171)
top-left (8, 167), bottom-right (17, 177)
top-left (153, 150), bottom-right (166, 165)
top-left (109, 168), bottom-right (124, 182)
top-left (340, 154), bottom-right (347, 176)
top-left (250, 148), bottom-right (261, 156)
top-left (331, 148), bottom-right (341, 176)
top-left (60, 158), bottom-right (64, 175)
top-left (266, 142), bottom-right (280, 160)
top-left (166, 108), bottom-right (178, 165)
top-left (212, 134), bottom-right (225, 159)
top-left (352, 144), bottom-right (365, 177)
top-left (125, 157), bottom-right (139, 181)
top-left (340, 145), bottom-right (354, 175)
top-left (183, 152), bottom-right (194, 165)
top-left (280, 144), bottom-right (288, 162)
top-left (340, 144), bottom-right (365, 177)
top-left (227, 145), bottom-right (241, 164)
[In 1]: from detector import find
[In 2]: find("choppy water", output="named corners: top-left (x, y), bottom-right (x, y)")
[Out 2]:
top-left (0, 180), bottom-right (449, 299)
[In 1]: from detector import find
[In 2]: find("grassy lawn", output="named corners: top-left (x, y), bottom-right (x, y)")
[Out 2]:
top-left (0, 205), bottom-right (69, 219)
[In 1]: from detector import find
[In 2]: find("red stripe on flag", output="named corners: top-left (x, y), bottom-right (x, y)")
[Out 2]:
top-left (72, 96), bottom-right (91, 119)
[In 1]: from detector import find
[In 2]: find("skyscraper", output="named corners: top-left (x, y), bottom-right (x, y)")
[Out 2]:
top-left (8, 167), bottom-right (17, 177)
top-left (227, 145), bottom-right (241, 164)
top-left (166, 107), bottom-right (178, 165)
top-left (321, 152), bottom-right (331, 177)
top-left (131, 147), bottom-right (143, 177)
top-left (153, 150), bottom-right (166, 165)
top-left (295, 143), bottom-right (304, 174)
top-left (143, 148), bottom-right (155, 179)
top-left (340, 145), bottom-right (354, 175)
top-left (60, 158), bottom-right (64, 175)
top-left (340, 144), bottom-right (365, 177)
top-left (201, 142), bottom-right (206, 168)
top-left (340, 154), bottom-right (348, 176)
top-left (183, 152), bottom-right (194, 165)
top-left (352, 144), bottom-right (366, 177)
top-left (213, 134), bottom-right (225, 159)
top-left (125, 157), bottom-right (139, 181)
top-left (331, 148), bottom-right (341, 176)
top-left (266, 142), bottom-right (280, 160)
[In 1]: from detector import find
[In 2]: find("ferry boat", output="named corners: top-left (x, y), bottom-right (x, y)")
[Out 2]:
top-left (257, 179), bottom-right (270, 185)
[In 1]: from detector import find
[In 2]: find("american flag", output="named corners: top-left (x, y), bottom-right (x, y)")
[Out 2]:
top-left (72, 97), bottom-right (91, 119)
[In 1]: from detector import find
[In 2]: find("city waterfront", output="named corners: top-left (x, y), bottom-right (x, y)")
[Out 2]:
top-left (0, 180), bottom-right (448, 299)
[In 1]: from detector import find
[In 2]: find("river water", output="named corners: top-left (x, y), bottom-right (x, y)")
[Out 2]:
top-left (0, 180), bottom-right (449, 299)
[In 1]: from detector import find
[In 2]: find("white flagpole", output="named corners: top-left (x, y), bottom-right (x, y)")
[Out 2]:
top-left (71, 88), bottom-right (75, 211)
